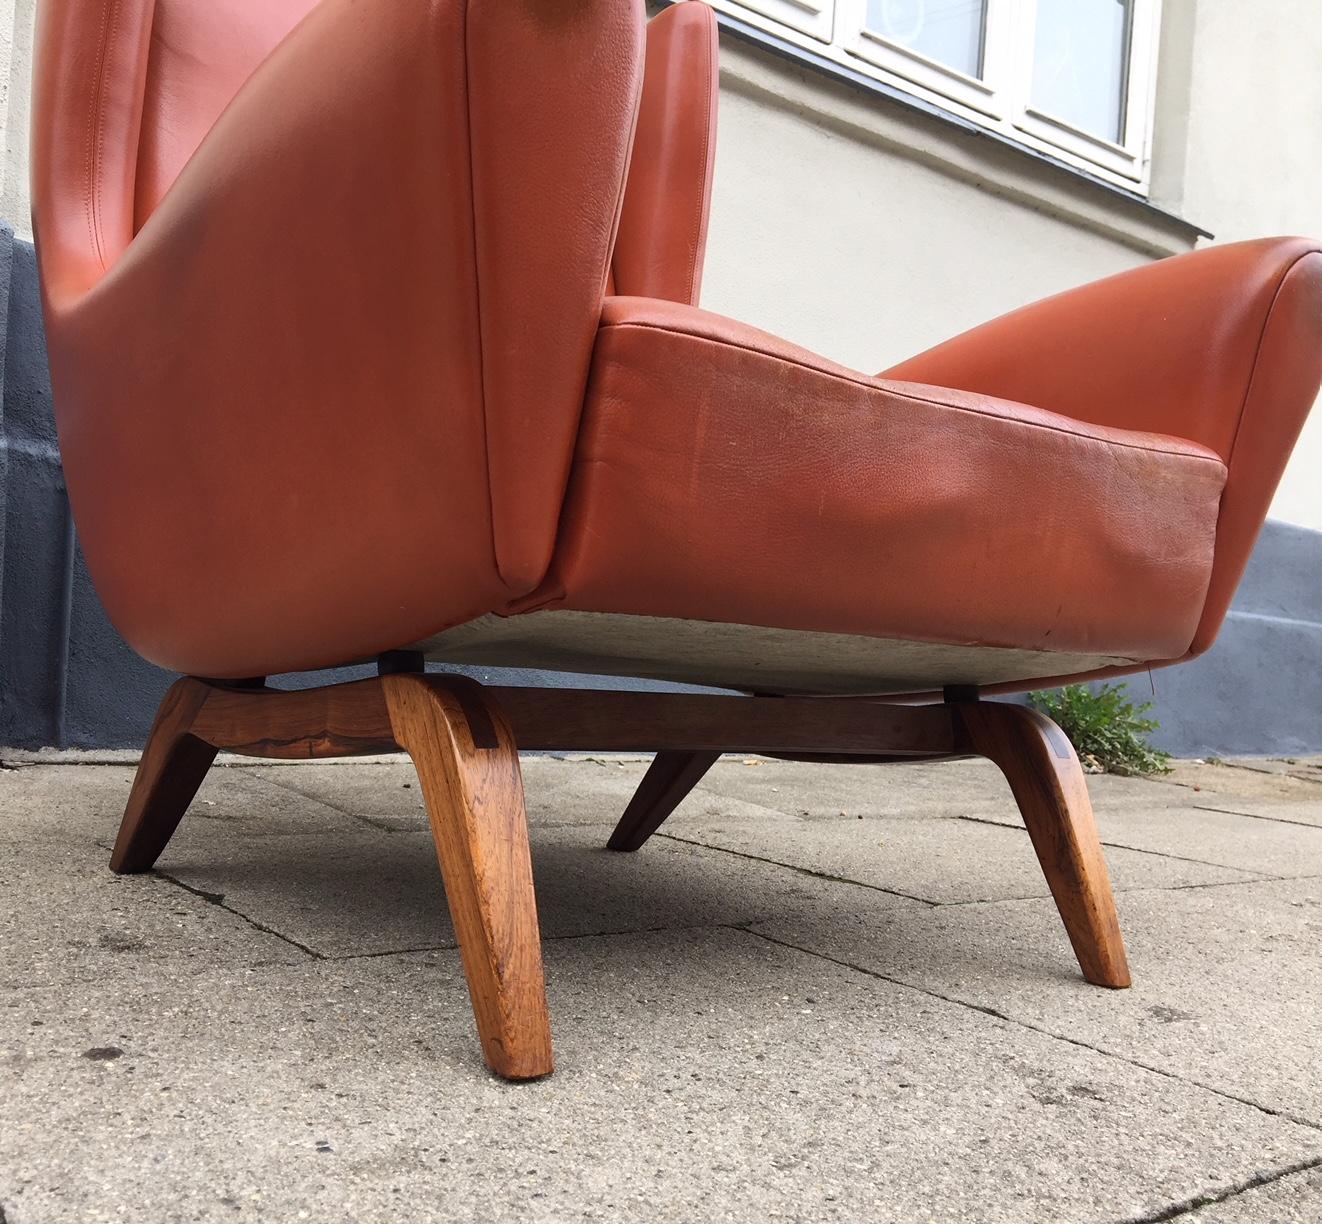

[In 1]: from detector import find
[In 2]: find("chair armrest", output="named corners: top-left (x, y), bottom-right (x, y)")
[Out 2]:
top-left (612, 0), bottom-right (719, 304)
top-left (884, 238), bottom-right (1322, 655)
top-left (37, 0), bottom-right (644, 678)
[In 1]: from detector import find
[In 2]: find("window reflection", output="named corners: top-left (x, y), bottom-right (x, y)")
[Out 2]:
top-left (865, 0), bottom-right (987, 79)
top-left (1031, 0), bottom-right (1132, 143)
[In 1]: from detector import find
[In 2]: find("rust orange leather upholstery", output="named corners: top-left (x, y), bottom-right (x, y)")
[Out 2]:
top-left (133, 0), bottom-right (316, 229)
top-left (613, 1), bottom-right (719, 304)
top-left (33, 0), bottom-right (644, 677)
top-left (31, 0), bottom-right (1322, 694)
top-left (884, 238), bottom-right (1322, 662)
top-left (529, 297), bottom-right (1227, 662)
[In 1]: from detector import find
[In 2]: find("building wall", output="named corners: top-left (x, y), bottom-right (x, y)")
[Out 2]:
top-left (0, 0), bottom-right (32, 241)
top-left (1171, 0), bottom-right (1322, 529)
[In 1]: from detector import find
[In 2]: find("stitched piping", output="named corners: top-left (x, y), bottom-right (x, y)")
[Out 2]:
top-left (682, 10), bottom-right (717, 306)
top-left (461, 0), bottom-right (504, 592)
top-left (1191, 245), bottom-right (1322, 646)
top-left (599, 319), bottom-right (1229, 467)
top-left (1224, 247), bottom-right (1321, 463)
top-left (84, 0), bottom-right (118, 270)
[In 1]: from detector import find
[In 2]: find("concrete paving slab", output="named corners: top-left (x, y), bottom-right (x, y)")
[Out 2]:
top-left (1083, 770), bottom-right (1228, 811)
top-left (689, 757), bottom-right (1223, 823)
top-left (1186, 1164), bottom-right (1322, 1221)
top-left (753, 876), bottom-right (1322, 1124)
top-left (1162, 760), bottom-right (1322, 802)
top-left (0, 762), bottom-right (366, 848)
top-left (688, 756), bottom-right (1014, 819)
top-left (4, 928), bottom-right (1321, 1224)
top-left (0, 844), bottom-right (305, 991)
top-left (971, 801), bottom-right (1322, 877)
top-left (152, 821), bottom-right (904, 958)
top-left (1192, 798), bottom-right (1322, 830)
top-left (1220, 756), bottom-right (1322, 785)
top-left (660, 798), bottom-right (1258, 903)
top-left (247, 756), bottom-right (649, 833)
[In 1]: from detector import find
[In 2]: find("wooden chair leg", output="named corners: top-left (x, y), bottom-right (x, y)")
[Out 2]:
top-left (607, 750), bottom-right (722, 851)
top-left (111, 678), bottom-right (219, 873)
top-left (954, 701), bottom-right (1131, 989)
top-left (383, 675), bottom-right (554, 1080)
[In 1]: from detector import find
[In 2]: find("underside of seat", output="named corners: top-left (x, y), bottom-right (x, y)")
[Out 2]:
top-left (410, 610), bottom-right (1135, 695)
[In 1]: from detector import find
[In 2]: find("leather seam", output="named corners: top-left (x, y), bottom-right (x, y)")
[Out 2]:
top-left (84, 0), bottom-right (118, 271)
top-left (1191, 245), bottom-right (1322, 655)
top-left (541, 12), bottom-right (644, 593)
top-left (601, 39), bottom-right (645, 317)
top-left (683, 12), bottom-right (716, 306)
top-left (1224, 248), bottom-right (1321, 464)
top-left (460, 0), bottom-right (506, 595)
top-left (599, 321), bottom-right (1230, 467)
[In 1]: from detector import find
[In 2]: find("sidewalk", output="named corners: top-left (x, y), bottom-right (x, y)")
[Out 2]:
top-left (2, 751), bottom-right (1320, 1222)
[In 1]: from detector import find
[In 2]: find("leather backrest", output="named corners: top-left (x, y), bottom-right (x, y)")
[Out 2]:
top-left (612, 1), bottom-right (719, 304)
top-left (35, 0), bottom-right (716, 301)
top-left (134, 0), bottom-right (316, 229)
top-left (31, 0), bottom-right (314, 298)
top-left (31, 0), bottom-right (155, 302)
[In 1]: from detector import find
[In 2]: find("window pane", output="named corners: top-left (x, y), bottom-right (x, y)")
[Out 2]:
top-left (865, 0), bottom-right (987, 79)
top-left (1031, 0), bottom-right (1132, 143)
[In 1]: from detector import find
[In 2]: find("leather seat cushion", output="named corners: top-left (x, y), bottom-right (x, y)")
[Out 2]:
top-left (515, 296), bottom-right (1228, 675)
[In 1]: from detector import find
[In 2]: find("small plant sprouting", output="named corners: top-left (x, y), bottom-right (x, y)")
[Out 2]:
top-left (1028, 682), bottom-right (1172, 777)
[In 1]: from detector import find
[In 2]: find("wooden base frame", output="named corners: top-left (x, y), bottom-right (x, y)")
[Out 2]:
top-left (112, 675), bottom-right (1130, 1079)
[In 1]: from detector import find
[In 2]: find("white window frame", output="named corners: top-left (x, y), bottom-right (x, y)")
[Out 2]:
top-left (706, 0), bottom-right (1163, 192)
top-left (736, 0), bottom-right (836, 42)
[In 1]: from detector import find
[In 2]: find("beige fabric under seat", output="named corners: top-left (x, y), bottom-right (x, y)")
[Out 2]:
top-left (410, 610), bottom-right (1137, 696)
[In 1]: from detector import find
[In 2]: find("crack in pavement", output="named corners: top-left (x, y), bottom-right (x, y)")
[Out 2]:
top-left (937, 872), bottom-right (1303, 907)
top-left (325, 920), bottom-right (737, 963)
top-left (653, 826), bottom-right (1300, 908)
top-left (243, 769), bottom-right (406, 837)
top-left (655, 831), bottom-right (938, 906)
top-left (154, 870), bottom-right (324, 960)
top-left (1193, 803), bottom-right (1322, 831)
top-left (955, 814), bottom-right (1279, 877)
top-left (736, 926), bottom-right (1322, 1135)
top-left (1120, 1155), bottom-right (1322, 1223)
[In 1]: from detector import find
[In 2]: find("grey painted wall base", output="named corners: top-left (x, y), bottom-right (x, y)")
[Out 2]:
top-left (2, 224), bottom-right (1320, 755)
top-left (1133, 520), bottom-right (1322, 758)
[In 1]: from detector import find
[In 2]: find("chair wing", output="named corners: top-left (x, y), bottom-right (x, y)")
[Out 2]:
top-left (31, 0), bottom-right (645, 677)
top-left (613, 1), bottom-right (720, 305)
top-left (883, 238), bottom-right (1322, 657)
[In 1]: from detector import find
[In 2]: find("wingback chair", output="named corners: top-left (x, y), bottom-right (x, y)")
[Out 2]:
top-left (32, 0), bottom-right (1322, 1079)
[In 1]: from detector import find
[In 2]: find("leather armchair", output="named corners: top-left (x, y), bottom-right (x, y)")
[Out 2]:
top-left (31, 0), bottom-right (1322, 1078)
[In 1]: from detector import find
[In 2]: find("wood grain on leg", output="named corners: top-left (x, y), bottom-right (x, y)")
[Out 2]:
top-left (383, 675), bottom-right (553, 1080)
top-left (954, 702), bottom-right (1131, 989)
top-left (110, 678), bottom-right (219, 873)
top-left (607, 750), bottom-right (722, 851)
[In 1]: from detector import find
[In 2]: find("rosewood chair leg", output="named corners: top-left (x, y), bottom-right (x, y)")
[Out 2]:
top-left (111, 678), bottom-right (219, 873)
top-left (954, 701), bottom-right (1131, 989)
top-left (607, 750), bottom-right (722, 851)
top-left (383, 675), bottom-right (554, 1080)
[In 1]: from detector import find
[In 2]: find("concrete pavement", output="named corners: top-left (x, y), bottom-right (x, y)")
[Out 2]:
top-left (2, 751), bottom-right (1320, 1222)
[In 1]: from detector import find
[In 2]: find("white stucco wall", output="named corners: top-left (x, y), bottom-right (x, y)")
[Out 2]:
top-left (699, 56), bottom-right (1156, 377)
top-left (0, 0), bottom-right (32, 239)
top-left (0, 0), bottom-right (1317, 526)
top-left (1174, 0), bottom-right (1322, 530)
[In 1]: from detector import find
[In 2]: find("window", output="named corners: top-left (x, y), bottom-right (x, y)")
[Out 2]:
top-left (706, 0), bottom-right (1162, 190)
